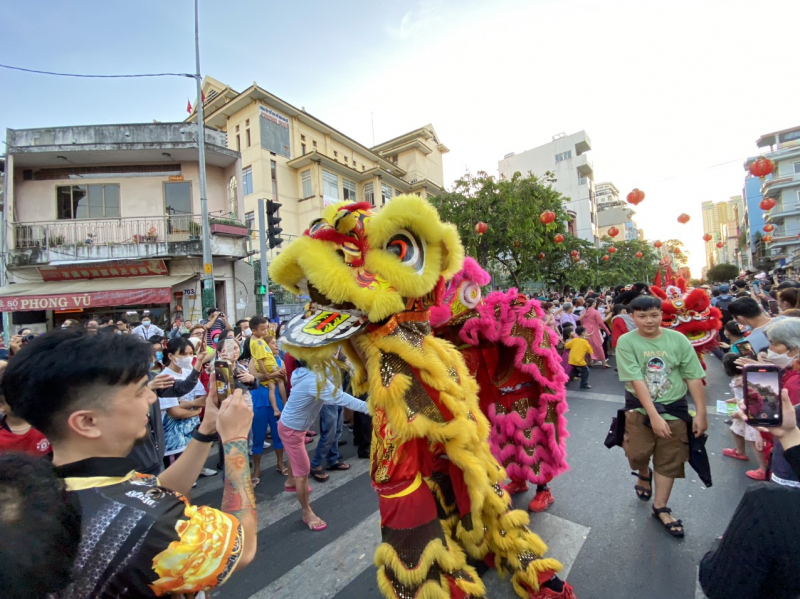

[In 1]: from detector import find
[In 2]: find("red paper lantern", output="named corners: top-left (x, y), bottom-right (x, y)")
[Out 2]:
top-left (602, 255), bottom-right (610, 261)
top-left (760, 198), bottom-right (776, 211)
top-left (677, 213), bottom-right (691, 224)
top-left (703, 233), bottom-right (713, 242)
top-left (627, 188), bottom-right (645, 206)
top-left (673, 247), bottom-right (682, 254)
top-left (608, 226), bottom-right (620, 238)
top-left (635, 252), bottom-right (643, 258)
top-left (763, 235), bottom-right (773, 243)
top-left (748, 156), bottom-right (776, 179)
top-left (572, 255), bottom-right (580, 262)
top-left (538, 252), bottom-right (546, 260)
top-left (654, 240), bottom-right (663, 248)
top-left (474, 222), bottom-right (488, 235)
top-left (608, 246), bottom-right (617, 254)
top-left (763, 224), bottom-right (775, 233)
top-left (539, 210), bottom-right (556, 224)
top-left (554, 234), bottom-right (564, 244)
top-left (513, 240), bottom-right (521, 248)
top-left (570, 250), bottom-right (579, 257)
top-left (716, 241), bottom-right (724, 248)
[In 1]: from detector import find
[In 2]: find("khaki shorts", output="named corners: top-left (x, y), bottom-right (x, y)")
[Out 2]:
top-left (623, 410), bottom-right (689, 479)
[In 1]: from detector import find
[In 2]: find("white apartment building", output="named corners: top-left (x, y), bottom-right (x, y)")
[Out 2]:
top-left (498, 131), bottom-right (596, 243)
top-left (595, 182), bottom-right (625, 211)
top-left (748, 125), bottom-right (800, 270)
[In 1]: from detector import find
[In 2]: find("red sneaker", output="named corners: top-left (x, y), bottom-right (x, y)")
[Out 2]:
top-left (528, 489), bottom-right (555, 512)
top-left (528, 581), bottom-right (576, 599)
top-left (722, 448), bottom-right (749, 461)
top-left (503, 479), bottom-right (529, 495)
top-left (746, 468), bottom-right (767, 480)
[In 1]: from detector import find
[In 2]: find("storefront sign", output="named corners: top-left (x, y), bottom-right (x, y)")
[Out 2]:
top-left (168, 175), bottom-right (185, 181)
top-left (38, 260), bottom-right (169, 282)
top-left (0, 288), bottom-right (171, 312)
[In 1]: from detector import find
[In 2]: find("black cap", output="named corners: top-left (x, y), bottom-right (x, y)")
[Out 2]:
top-left (207, 307), bottom-right (220, 315)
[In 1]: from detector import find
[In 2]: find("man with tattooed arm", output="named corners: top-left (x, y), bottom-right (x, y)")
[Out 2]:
top-left (2, 329), bottom-right (257, 597)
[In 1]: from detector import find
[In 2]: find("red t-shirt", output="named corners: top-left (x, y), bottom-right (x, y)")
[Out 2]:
top-left (0, 416), bottom-right (51, 456)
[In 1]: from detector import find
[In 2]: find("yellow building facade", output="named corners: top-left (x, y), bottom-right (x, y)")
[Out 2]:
top-left (187, 76), bottom-right (448, 249)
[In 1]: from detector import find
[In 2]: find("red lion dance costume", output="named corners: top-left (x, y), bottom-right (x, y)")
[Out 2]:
top-left (649, 280), bottom-right (723, 372)
top-left (431, 258), bottom-right (569, 513)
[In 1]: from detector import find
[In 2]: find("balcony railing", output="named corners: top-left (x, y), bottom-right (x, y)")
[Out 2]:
top-left (12, 215), bottom-right (217, 250)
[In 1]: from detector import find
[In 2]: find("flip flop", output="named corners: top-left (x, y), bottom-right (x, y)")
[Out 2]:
top-left (284, 485), bottom-right (312, 493)
top-left (276, 467), bottom-right (289, 475)
top-left (310, 469), bottom-right (330, 482)
top-left (252, 477), bottom-right (261, 487)
top-left (302, 517), bottom-right (327, 531)
top-left (305, 431), bottom-right (317, 438)
top-left (326, 462), bottom-right (350, 471)
top-left (304, 436), bottom-right (313, 445)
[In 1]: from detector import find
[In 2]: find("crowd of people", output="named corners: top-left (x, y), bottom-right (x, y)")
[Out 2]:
top-left (1, 273), bottom-right (799, 598)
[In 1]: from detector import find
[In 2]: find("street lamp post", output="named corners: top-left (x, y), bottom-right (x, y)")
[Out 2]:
top-left (194, 0), bottom-right (214, 313)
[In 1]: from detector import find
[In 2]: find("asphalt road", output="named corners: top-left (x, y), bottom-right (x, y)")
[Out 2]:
top-left (193, 353), bottom-right (752, 599)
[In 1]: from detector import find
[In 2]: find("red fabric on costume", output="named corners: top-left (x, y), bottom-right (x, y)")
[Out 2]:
top-left (377, 473), bottom-right (438, 529)
top-left (448, 460), bottom-right (473, 518)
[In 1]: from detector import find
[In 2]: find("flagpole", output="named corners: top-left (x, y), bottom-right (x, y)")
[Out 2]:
top-left (195, 0), bottom-right (214, 314)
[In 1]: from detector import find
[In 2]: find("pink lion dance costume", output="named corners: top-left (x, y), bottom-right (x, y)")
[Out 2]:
top-left (432, 258), bottom-right (570, 512)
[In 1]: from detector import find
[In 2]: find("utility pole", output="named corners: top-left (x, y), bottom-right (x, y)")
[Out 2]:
top-left (195, 0), bottom-right (214, 314)
top-left (257, 199), bottom-right (270, 317)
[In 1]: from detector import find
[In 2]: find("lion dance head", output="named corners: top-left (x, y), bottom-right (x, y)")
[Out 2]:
top-left (649, 286), bottom-right (722, 353)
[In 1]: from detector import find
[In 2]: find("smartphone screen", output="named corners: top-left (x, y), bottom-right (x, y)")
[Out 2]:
top-left (221, 338), bottom-right (236, 361)
top-left (743, 365), bottom-right (783, 427)
top-left (733, 340), bottom-right (756, 359)
top-left (214, 360), bottom-right (233, 406)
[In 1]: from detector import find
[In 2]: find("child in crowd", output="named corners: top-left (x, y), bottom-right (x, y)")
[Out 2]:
top-left (721, 353), bottom-right (769, 476)
top-left (249, 316), bottom-right (288, 483)
top-left (559, 324), bottom-right (574, 380)
top-left (0, 361), bottom-right (51, 457)
top-left (722, 321), bottom-right (745, 352)
top-left (565, 326), bottom-right (593, 389)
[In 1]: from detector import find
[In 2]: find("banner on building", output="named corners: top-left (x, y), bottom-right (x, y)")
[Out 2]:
top-left (0, 288), bottom-right (172, 312)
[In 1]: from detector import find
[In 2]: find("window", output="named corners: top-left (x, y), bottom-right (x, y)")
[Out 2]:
top-left (395, 188), bottom-right (402, 197)
top-left (270, 160), bottom-right (278, 201)
top-left (301, 134), bottom-right (306, 141)
top-left (362, 165), bottom-right (366, 171)
top-left (334, 150), bottom-right (338, 159)
top-left (57, 184), bottom-right (120, 219)
top-left (555, 150), bottom-right (572, 163)
top-left (344, 156), bottom-right (348, 164)
top-left (301, 169), bottom-right (313, 198)
top-left (235, 124), bottom-right (240, 132)
top-left (243, 167), bottom-right (253, 195)
top-left (353, 160), bottom-right (357, 168)
top-left (246, 129), bottom-right (251, 147)
top-left (228, 176), bottom-right (238, 216)
top-left (313, 140), bottom-right (317, 148)
top-left (381, 183), bottom-right (392, 206)
top-left (245, 119), bottom-right (250, 126)
top-left (577, 170), bottom-right (586, 186)
top-left (323, 170), bottom-right (339, 200)
top-left (236, 135), bottom-right (241, 152)
top-left (794, 161), bottom-right (800, 174)
top-left (343, 178), bottom-right (357, 202)
top-left (301, 143), bottom-right (306, 155)
top-left (365, 182), bottom-right (375, 206)
top-left (165, 182), bottom-right (192, 217)
top-left (245, 211), bottom-right (255, 235)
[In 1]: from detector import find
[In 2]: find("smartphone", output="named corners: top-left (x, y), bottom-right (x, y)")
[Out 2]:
top-left (214, 360), bottom-right (233, 407)
top-left (733, 340), bottom-right (756, 359)
top-left (742, 364), bottom-right (783, 427)
top-left (752, 281), bottom-right (760, 293)
top-left (221, 338), bottom-right (236, 361)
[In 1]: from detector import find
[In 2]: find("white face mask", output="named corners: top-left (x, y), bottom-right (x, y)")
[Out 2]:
top-left (142, 320), bottom-right (151, 328)
top-left (767, 349), bottom-right (795, 369)
top-left (243, 328), bottom-right (252, 337)
top-left (174, 356), bottom-right (193, 370)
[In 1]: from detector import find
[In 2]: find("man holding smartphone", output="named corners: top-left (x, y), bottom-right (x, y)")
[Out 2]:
top-left (616, 295), bottom-right (708, 539)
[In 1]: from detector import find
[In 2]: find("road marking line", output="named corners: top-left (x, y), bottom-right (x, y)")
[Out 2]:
top-left (247, 511), bottom-right (382, 599)
top-left (257, 457), bottom-right (371, 532)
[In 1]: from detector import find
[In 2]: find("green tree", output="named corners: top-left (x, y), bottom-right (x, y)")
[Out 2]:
top-left (706, 263), bottom-right (739, 283)
top-left (430, 171), bottom-right (571, 288)
top-left (663, 239), bottom-right (689, 267)
top-left (560, 238), bottom-right (660, 291)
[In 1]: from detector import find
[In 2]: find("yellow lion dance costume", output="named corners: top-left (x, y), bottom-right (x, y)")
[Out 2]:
top-left (270, 197), bottom-right (575, 599)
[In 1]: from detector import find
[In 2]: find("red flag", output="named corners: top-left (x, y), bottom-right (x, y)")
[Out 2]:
top-left (186, 99), bottom-right (192, 114)
top-left (654, 269), bottom-right (662, 288)
top-left (202, 92), bottom-right (206, 103)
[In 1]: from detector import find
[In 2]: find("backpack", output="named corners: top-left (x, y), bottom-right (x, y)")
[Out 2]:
top-left (716, 296), bottom-right (732, 322)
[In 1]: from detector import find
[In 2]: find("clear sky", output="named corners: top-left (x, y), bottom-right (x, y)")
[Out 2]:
top-left (2, 0), bottom-right (798, 276)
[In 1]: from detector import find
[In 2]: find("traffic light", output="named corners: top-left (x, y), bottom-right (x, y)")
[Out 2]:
top-left (266, 200), bottom-right (284, 249)
top-left (254, 283), bottom-right (267, 295)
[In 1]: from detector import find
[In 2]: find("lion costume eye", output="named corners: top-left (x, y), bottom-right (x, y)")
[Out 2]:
top-left (385, 229), bottom-right (426, 275)
top-left (459, 281), bottom-right (481, 309)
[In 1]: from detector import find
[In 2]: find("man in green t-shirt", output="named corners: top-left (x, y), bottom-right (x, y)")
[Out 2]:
top-left (616, 295), bottom-right (707, 538)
